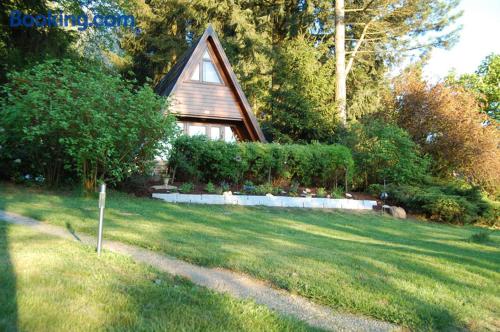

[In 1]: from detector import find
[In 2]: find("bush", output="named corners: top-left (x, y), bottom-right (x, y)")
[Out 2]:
top-left (243, 181), bottom-right (256, 194)
top-left (341, 120), bottom-right (429, 189)
top-left (255, 183), bottom-right (275, 195)
top-left (370, 179), bottom-right (499, 225)
top-left (0, 58), bottom-right (176, 191)
top-left (204, 182), bottom-right (216, 194)
top-left (289, 182), bottom-right (300, 197)
top-left (316, 188), bottom-right (327, 198)
top-left (179, 182), bottom-right (194, 193)
top-left (220, 181), bottom-right (230, 192)
top-left (169, 136), bottom-right (354, 189)
top-left (424, 198), bottom-right (465, 223)
top-left (330, 188), bottom-right (344, 199)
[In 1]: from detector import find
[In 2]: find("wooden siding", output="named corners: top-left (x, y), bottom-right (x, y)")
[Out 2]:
top-left (169, 42), bottom-right (244, 121)
top-left (171, 82), bottom-right (243, 120)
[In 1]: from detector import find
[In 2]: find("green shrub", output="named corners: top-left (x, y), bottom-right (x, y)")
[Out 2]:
top-left (255, 183), bottom-right (274, 195)
top-left (424, 198), bottom-right (465, 223)
top-left (288, 182), bottom-right (300, 197)
top-left (341, 120), bottom-right (429, 189)
top-left (330, 188), bottom-right (344, 199)
top-left (371, 179), bottom-right (499, 225)
top-left (179, 182), bottom-right (194, 193)
top-left (0, 58), bottom-right (176, 191)
top-left (204, 182), bottom-right (216, 194)
top-left (316, 188), bottom-right (327, 198)
top-left (169, 136), bottom-right (354, 189)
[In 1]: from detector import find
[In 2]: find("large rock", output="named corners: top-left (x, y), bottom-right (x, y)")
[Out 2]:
top-left (388, 206), bottom-right (407, 219)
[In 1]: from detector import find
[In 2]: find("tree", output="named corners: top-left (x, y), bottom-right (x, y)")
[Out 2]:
top-left (263, 35), bottom-right (337, 143)
top-left (0, 0), bottom-right (75, 83)
top-left (332, 0), bottom-right (461, 122)
top-left (117, 0), bottom-right (462, 140)
top-left (0, 58), bottom-right (176, 191)
top-left (395, 69), bottom-right (500, 192)
top-left (446, 54), bottom-right (500, 122)
top-left (335, 0), bottom-right (347, 124)
top-left (119, 0), bottom-right (274, 115)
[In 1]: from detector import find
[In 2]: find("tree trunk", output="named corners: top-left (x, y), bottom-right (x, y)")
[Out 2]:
top-left (335, 0), bottom-right (347, 125)
top-left (82, 160), bottom-right (97, 193)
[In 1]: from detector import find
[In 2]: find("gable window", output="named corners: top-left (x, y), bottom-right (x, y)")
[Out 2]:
top-left (190, 64), bottom-right (200, 81)
top-left (189, 50), bottom-right (222, 84)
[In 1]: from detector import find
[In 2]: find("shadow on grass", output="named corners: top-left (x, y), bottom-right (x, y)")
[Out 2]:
top-left (0, 205), bottom-right (18, 331)
top-left (65, 222), bottom-right (81, 241)
top-left (0, 193), bottom-right (312, 331)
top-left (1, 184), bottom-right (498, 330)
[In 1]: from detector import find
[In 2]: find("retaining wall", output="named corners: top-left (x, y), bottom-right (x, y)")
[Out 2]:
top-left (152, 193), bottom-right (376, 210)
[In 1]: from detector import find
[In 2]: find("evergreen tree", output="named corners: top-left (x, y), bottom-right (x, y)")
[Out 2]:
top-left (263, 35), bottom-right (336, 143)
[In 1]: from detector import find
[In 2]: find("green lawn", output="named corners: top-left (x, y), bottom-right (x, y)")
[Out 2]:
top-left (0, 222), bottom-right (313, 331)
top-left (1, 183), bottom-right (499, 331)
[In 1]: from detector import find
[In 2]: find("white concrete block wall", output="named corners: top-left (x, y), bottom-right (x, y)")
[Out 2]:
top-left (152, 193), bottom-right (377, 210)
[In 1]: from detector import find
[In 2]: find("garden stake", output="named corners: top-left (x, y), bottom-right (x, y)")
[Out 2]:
top-left (97, 183), bottom-right (106, 256)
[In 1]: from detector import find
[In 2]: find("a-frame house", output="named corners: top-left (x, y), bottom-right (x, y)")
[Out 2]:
top-left (155, 25), bottom-right (266, 142)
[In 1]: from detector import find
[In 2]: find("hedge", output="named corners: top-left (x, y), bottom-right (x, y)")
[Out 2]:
top-left (169, 135), bottom-right (354, 189)
top-left (368, 179), bottom-right (499, 225)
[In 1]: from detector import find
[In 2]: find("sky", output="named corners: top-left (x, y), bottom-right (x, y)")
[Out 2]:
top-left (423, 0), bottom-right (500, 82)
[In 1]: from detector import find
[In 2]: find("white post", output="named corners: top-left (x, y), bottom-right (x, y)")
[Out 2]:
top-left (97, 183), bottom-right (106, 256)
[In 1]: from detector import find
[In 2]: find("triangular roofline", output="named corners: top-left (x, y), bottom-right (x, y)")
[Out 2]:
top-left (158, 24), bottom-right (266, 142)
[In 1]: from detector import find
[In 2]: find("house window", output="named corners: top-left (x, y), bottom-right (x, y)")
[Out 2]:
top-left (188, 124), bottom-right (207, 136)
top-left (224, 126), bottom-right (236, 142)
top-left (210, 127), bottom-right (221, 140)
top-left (190, 64), bottom-right (200, 81)
top-left (189, 49), bottom-right (222, 84)
top-left (179, 122), bottom-right (237, 142)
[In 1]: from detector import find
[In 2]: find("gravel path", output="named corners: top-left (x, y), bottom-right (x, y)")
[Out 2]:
top-left (0, 210), bottom-right (398, 332)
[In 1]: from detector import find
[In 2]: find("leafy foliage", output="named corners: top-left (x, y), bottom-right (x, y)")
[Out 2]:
top-left (369, 179), bottom-right (499, 225)
top-left (0, 58), bottom-right (176, 190)
top-left (179, 182), bottom-right (194, 193)
top-left (395, 68), bottom-right (500, 193)
top-left (204, 182), bottom-right (216, 194)
top-left (117, 0), bottom-right (461, 140)
top-left (169, 135), bottom-right (354, 189)
top-left (0, 0), bottom-right (75, 83)
top-left (341, 120), bottom-right (429, 189)
top-left (316, 188), bottom-right (327, 198)
top-left (446, 54), bottom-right (500, 122)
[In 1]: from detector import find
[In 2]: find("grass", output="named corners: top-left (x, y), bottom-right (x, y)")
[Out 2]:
top-left (0, 222), bottom-right (313, 331)
top-left (468, 230), bottom-right (492, 244)
top-left (1, 183), bottom-right (499, 331)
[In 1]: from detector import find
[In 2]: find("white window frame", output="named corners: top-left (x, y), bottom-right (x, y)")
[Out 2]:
top-left (188, 49), bottom-right (223, 85)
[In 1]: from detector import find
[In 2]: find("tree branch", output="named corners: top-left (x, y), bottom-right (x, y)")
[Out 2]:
top-left (345, 0), bottom-right (376, 13)
top-left (346, 19), bottom-right (373, 75)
